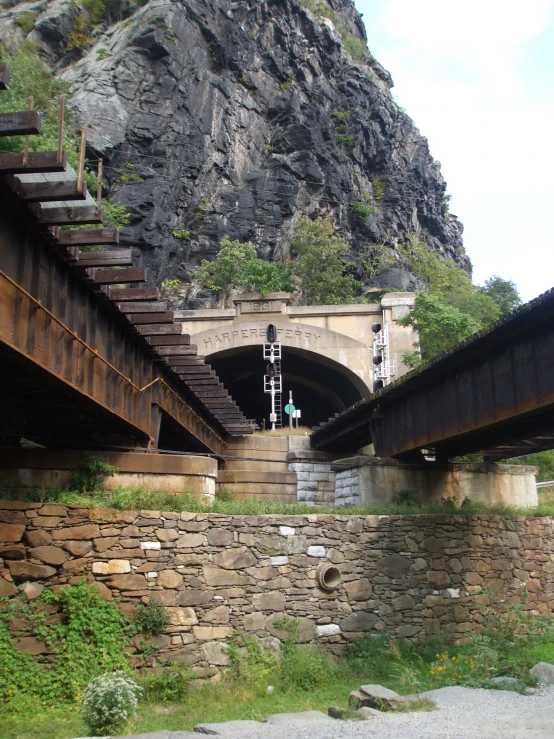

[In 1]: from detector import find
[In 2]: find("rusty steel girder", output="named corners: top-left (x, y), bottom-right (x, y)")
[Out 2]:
top-left (311, 288), bottom-right (554, 461)
top-left (0, 212), bottom-right (226, 454)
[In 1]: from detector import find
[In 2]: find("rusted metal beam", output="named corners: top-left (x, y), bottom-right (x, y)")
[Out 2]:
top-left (0, 110), bottom-right (41, 136)
top-left (90, 267), bottom-right (146, 285)
top-left (0, 64), bottom-right (9, 90)
top-left (130, 311), bottom-right (174, 324)
top-left (0, 151), bottom-right (67, 175)
top-left (149, 335), bottom-right (191, 346)
top-left (53, 228), bottom-right (119, 246)
top-left (10, 179), bottom-right (88, 202)
top-left (155, 345), bottom-right (197, 357)
top-left (109, 287), bottom-right (159, 302)
top-left (138, 323), bottom-right (181, 335)
top-left (33, 204), bottom-right (103, 226)
top-left (77, 250), bottom-right (132, 267)
top-left (118, 301), bottom-right (168, 314)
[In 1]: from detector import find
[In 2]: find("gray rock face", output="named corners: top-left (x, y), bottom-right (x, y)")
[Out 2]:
top-left (1, 0), bottom-right (467, 306)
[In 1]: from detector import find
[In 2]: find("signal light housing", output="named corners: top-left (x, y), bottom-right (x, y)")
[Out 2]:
top-left (266, 362), bottom-right (276, 377)
top-left (373, 355), bottom-right (383, 366)
top-left (373, 379), bottom-right (384, 392)
top-left (266, 324), bottom-right (277, 343)
top-left (372, 323), bottom-right (382, 334)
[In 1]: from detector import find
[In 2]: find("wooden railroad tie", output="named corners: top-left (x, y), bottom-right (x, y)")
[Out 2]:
top-left (0, 110), bottom-right (41, 137)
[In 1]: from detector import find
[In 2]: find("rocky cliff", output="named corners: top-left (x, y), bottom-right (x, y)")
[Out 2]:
top-left (0, 0), bottom-right (466, 306)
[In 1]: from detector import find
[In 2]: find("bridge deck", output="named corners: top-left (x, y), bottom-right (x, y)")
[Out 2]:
top-left (311, 288), bottom-right (554, 461)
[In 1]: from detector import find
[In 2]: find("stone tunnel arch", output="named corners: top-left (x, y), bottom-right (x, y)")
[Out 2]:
top-left (190, 321), bottom-right (372, 427)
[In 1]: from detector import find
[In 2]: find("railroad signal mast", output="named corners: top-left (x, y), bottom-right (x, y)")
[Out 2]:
top-left (371, 322), bottom-right (396, 392)
top-left (263, 323), bottom-right (282, 431)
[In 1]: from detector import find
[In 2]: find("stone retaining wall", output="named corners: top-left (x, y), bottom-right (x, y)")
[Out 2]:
top-left (1, 501), bottom-right (553, 676)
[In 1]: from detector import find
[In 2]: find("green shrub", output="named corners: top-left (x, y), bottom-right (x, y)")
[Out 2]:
top-left (226, 633), bottom-right (278, 690)
top-left (82, 671), bottom-right (142, 735)
top-left (14, 12), bottom-right (35, 33)
top-left (372, 177), bottom-right (385, 202)
top-left (141, 663), bottom-right (192, 704)
top-left (337, 133), bottom-right (354, 148)
top-left (134, 600), bottom-right (169, 637)
top-left (276, 618), bottom-right (335, 691)
top-left (70, 455), bottom-right (118, 494)
top-left (350, 200), bottom-right (373, 222)
top-left (172, 229), bottom-right (190, 239)
top-left (391, 489), bottom-right (419, 507)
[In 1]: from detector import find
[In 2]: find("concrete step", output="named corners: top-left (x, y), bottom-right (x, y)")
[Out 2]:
top-left (225, 435), bottom-right (289, 453)
top-left (224, 449), bottom-right (289, 463)
top-left (217, 470), bottom-right (297, 485)
top-left (224, 459), bottom-right (290, 473)
top-left (216, 481), bottom-right (297, 502)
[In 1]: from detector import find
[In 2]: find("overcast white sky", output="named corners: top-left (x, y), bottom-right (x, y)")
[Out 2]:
top-left (356, 0), bottom-right (554, 301)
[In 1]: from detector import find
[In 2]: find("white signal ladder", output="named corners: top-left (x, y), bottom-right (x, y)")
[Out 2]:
top-left (263, 342), bottom-right (282, 429)
top-left (373, 325), bottom-right (397, 385)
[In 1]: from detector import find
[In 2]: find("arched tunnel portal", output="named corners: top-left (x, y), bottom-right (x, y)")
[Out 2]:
top-left (208, 345), bottom-right (367, 428)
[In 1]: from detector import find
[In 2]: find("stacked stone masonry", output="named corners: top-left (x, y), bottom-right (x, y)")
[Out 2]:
top-left (334, 469), bottom-right (362, 507)
top-left (1, 501), bottom-right (553, 676)
top-left (288, 462), bottom-right (336, 505)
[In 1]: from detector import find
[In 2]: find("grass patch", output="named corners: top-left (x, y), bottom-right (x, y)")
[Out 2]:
top-left (395, 697), bottom-right (437, 712)
top-left (11, 483), bottom-right (554, 516)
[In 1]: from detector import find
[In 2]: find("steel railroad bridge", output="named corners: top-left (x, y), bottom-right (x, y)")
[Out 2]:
top-left (0, 64), bottom-right (252, 456)
top-left (311, 286), bottom-right (554, 463)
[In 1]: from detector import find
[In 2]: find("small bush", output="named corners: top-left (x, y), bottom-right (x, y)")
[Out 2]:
top-left (215, 488), bottom-right (235, 502)
top-left (226, 634), bottom-right (278, 690)
top-left (392, 489), bottom-right (419, 507)
top-left (70, 455), bottom-right (118, 494)
top-left (277, 618), bottom-right (334, 691)
top-left (172, 229), bottom-right (190, 239)
top-left (14, 12), bottom-right (35, 33)
top-left (141, 663), bottom-right (192, 704)
top-left (337, 133), bottom-right (354, 148)
top-left (135, 599), bottom-right (169, 637)
top-left (372, 177), bottom-right (385, 201)
top-left (350, 201), bottom-right (373, 222)
top-left (82, 671), bottom-right (142, 735)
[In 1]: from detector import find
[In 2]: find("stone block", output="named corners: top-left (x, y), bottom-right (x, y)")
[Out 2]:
top-left (253, 592), bottom-right (285, 611)
top-left (530, 662), bottom-right (554, 684)
top-left (39, 505), bottom-right (67, 517)
top-left (0, 523), bottom-right (25, 543)
top-left (29, 546), bottom-right (66, 566)
top-left (22, 581), bottom-right (44, 600)
top-left (17, 636), bottom-right (48, 655)
top-left (203, 605), bottom-right (230, 624)
top-left (177, 590), bottom-right (213, 607)
top-left (7, 561), bottom-right (56, 579)
top-left (340, 612), bottom-right (377, 632)
top-left (93, 560), bottom-right (130, 575)
top-left (94, 536), bottom-right (118, 553)
top-left (206, 529), bottom-right (234, 547)
top-left (25, 530), bottom-right (52, 547)
top-left (157, 570), bottom-right (183, 589)
top-left (166, 607), bottom-right (198, 626)
top-left (307, 546), bottom-right (326, 557)
top-left (0, 576), bottom-right (17, 597)
top-left (427, 571), bottom-right (451, 588)
top-left (109, 574), bottom-right (147, 590)
top-left (141, 541), bottom-right (161, 550)
top-left (63, 540), bottom-right (92, 557)
top-left (243, 612), bottom-right (265, 630)
top-left (391, 594), bottom-right (414, 611)
top-left (176, 534), bottom-right (206, 548)
top-left (192, 626), bottom-right (233, 640)
top-left (204, 567), bottom-right (253, 587)
top-left (155, 528), bottom-right (179, 542)
top-left (344, 579), bottom-right (372, 601)
top-left (214, 546), bottom-right (256, 569)
top-left (202, 641), bottom-right (229, 665)
top-left (316, 624), bottom-right (341, 637)
top-left (52, 524), bottom-right (100, 541)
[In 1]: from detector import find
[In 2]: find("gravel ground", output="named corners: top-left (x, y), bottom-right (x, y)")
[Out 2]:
top-left (236, 687), bottom-right (554, 739)
top-left (115, 685), bottom-right (554, 739)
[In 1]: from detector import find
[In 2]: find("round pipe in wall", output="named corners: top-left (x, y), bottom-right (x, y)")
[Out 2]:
top-left (315, 562), bottom-right (341, 592)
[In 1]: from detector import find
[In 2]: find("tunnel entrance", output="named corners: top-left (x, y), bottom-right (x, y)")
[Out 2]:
top-left (208, 345), bottom-right (366, 428)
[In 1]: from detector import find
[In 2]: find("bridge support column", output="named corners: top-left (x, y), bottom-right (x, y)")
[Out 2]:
top-left (331, 457), bottom-right (539, 508)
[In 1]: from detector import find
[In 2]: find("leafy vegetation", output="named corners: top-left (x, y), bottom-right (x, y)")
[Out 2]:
top-left (350, 200), bottom-right (373, 223)
top-left (299, 0), bottom-right (371, 64)
top-left (172, 229), bottom-right (191, 240)
top-left (82, 672), bottom-right (142, 735)
top-left (0, 41), bottom-right (130, 229)
top-left (397, 235), bottom-right (522, 366)
top-left (195, 238), bottom-right (292, 305)
top-left (290, 217), bottom-right (359, 304)
top-left (134, 599), bottom-right (170, 637)
top-left (70, 455), bottom-right (118, 494)
top-left (14, 12), bottom-right (35, 33)
top-left (0, 580), bottom-right (132, 704)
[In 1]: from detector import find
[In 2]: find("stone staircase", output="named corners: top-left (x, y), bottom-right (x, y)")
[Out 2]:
top-left (217, 435), bottom-right (310, 502)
